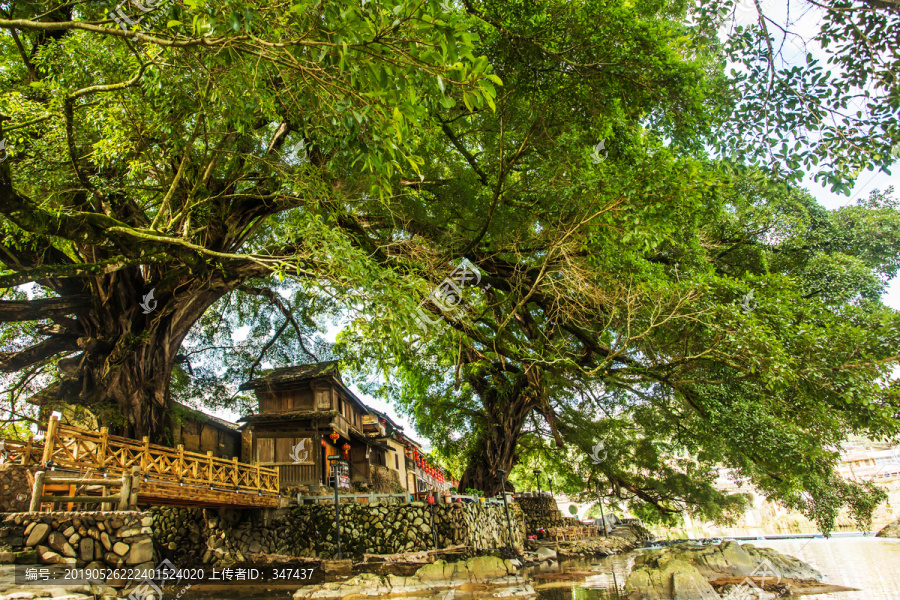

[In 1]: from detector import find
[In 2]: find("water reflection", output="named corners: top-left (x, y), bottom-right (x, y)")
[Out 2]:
top-left (534, 537), bottom-right (900, 600)
top-left (749, 537), bottom-right (900, 600)
top-left (178, 537), bottom-right (900, 600)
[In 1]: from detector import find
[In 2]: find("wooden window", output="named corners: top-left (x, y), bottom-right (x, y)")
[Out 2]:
top-left (275, 437), bottom-right (294, 462)
top-left (395, 454), bottom-right (399, 470)
top-left (257, 438), bottom-right (274, 463)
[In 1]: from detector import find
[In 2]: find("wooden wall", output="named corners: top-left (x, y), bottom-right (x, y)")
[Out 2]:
top-left (278, 463), bottom-right (318, 485)
top-left (253, 381), bottom-right (367, 434)
top-left (172, 417), bottom-right (240, 459)
top-left (256, 384), bottom-right (319, 412)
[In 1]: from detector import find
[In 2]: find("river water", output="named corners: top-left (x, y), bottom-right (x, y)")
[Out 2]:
top-left (529, 536), bottom-right (900, 600)
top-left (180, 536), bottom-right (900, 600)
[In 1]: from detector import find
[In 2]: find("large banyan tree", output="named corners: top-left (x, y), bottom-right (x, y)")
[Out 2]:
top-left (1, 0), bottom-right (898, 531)
top-left (336, 0), bottom-right (900, 530)
top-left (0, 0), bottom-right (499, 437)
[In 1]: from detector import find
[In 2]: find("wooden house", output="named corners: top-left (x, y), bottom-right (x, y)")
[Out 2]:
top-left (169, 401), bottom-right (241, 459)
top-left (238, 361), bottom-right (393, 489)
top-left (363, 408), bottom-right (417, 493)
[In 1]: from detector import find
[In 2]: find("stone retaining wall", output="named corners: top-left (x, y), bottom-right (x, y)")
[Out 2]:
top-left (0, 464), bottom-right (35, 513)
top-left (0, 512), bottom-right (155, 588)
top-left (153, 501), bottom-right (526, 563)
top-left (516, 495), bottom-right (577, 533)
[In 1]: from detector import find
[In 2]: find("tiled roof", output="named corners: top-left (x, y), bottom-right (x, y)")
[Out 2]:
top-left (237, 409), bottom-right (338, 423)
top-left (171, 401), bottom-right (241, 431)
top-left (239, 361), bottom-right (340, 390)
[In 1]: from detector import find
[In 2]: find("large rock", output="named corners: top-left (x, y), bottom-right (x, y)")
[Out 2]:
top-left (625, 542), bottom-right (821, 600)
top-left (47, 532), bottom-right (77, 558)
top-left (535, 546), bottom-right (556, 560)
top-left (112, 542), bottom-right (129, 557)
top-left (126, 539), bottom-right (153, 565)
top-left (627, 558), bottom-right (717, 600)
top-left (465, 555), bottom-right (510, 582)
top-left (877, 518), bottom-right (900, 538)
top-left (79, 539), bottom-right (95, 563)
top-left (25, 524), bottom-right (51, 547)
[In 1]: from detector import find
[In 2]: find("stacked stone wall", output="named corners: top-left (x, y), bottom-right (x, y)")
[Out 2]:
top-left (0, 464), bottom-right (35, 513)
top-left (0, 511), bottom-right (155, 588)
top-left (152, 500), bottom-right (526, 563)
top-left (516, 495), bottom-right (579, 533)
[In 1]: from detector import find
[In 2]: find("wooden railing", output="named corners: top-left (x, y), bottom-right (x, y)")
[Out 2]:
top-left (30, 470), bottom-right (138, 512)
top-left (20, 416), bottom-right (278, 496)
top-left (0, 436), bottom-right (41, 465)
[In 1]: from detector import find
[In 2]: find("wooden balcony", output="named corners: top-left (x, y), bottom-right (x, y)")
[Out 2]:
top-left (4, 417), bottom-right (280, 508)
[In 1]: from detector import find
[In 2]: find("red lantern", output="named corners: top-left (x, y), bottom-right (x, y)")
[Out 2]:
top-left (321, 439), bottom-right (327, 447)
top-left (341, 443), bottom-right (351, 460)
top-left (329, 431), bottom-right (340, 444)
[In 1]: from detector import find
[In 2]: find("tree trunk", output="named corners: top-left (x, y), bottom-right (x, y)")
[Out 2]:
top-left (44, 267), bottom-right (231, 441)
top-left (458, 388), bottom-right (536, 496)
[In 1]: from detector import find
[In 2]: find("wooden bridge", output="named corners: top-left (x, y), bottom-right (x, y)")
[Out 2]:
top-left (2, 416), bottom-right (279, 509)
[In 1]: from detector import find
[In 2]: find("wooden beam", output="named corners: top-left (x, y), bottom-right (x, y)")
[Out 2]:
top-left (44, 477), bottom-right (123, 486)
top-left (129, 466), bottom-right (140, 507)
top-left (41, 416), bottom-right (58, 466)
top-left (28, 471), bottom-right (45, 512)
top-left (118, 470), bottom-right (133, 511)
top-left (42, 495), bottom-right (119, 503)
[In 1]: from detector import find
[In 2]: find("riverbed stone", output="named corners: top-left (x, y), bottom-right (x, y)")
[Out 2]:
top-left (877, 518), bottom-right (900, 538)
top-left (626, 542), bottom-right (822, 600)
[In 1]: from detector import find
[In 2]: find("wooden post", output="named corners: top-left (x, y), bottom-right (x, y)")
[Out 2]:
top-left (23, 436), bottom-right (33, 465)
top-left (98, 427), bottom-right (108, 470)
top-left (129, 466), bottom-right (140, 507)
top-left (232, 457), bottom-right (239, 488)
top-left (119, 470), bottom-right (133, 511)
top-left (140, 436), bottom-right (150, 475)
top-left (101, 484), bottom-right (110, 512)
top-left (255, 462), bottom-right (260, 492)
top-left (41, 416), bottom-right (59, 467)
top-left (207, 451), bottom-right (213, 485)
top-left (177, 445), bottom-right (185, 481)
top-left (66, 484), bottom-right (76, 511)
top-left (28, 471), bottom-right (45, 512)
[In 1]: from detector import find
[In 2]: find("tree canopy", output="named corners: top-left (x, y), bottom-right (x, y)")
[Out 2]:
top-left (0, 0), bottom-right (898, 533)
